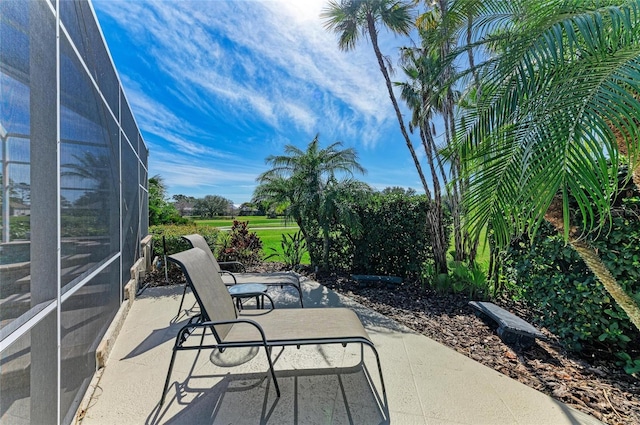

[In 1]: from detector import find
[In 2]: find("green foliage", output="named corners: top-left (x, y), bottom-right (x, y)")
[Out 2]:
top-left (254, 135), bottom-right (368, 270)
top-left (505, 215), bottom-right (640, 354)
top-left (421, 259), bottom-right (489, 299)
top-left (150, 224), bottom-right (219, 256)
top-left (350, 193), bottom-right (451, 280)
top-left (217, 220), bottom-right (263, 266)
top-left (8, 216), bottom-right (30, 240)
top-left (449, 261), bottom-right (488, 299)
top-left (61, 210), bottom-right (107, 237)
top-left (254, 136), bottom-right (452, 276)
top-left (265, 231), bottom-right (308, 269)
top-left (149, 175), bottom-right (188, 226)
top-left (616, 352), bottom-right (640, 377)
top-left (458, 1), bottom-right (640, 249)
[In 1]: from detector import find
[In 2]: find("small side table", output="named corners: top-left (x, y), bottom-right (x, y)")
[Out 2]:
top-left (228, 283), bottom-right (273, 310)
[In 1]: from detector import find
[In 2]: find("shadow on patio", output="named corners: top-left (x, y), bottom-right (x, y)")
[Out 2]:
top-left (79, 278), bottom-right (603, 425)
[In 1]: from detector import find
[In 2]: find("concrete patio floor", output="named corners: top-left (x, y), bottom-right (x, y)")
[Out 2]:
top-left (79, 276), bottom-right (603, 425)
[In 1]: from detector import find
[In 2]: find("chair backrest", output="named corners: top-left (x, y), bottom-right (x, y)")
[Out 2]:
top-left (182, 234), bottom-right (221, 272)
top-left (168, 248), bottom-right (237, 340)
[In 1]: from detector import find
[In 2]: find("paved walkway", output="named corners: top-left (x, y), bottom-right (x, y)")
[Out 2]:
top-left (80, 277), bottom-right (602, 424)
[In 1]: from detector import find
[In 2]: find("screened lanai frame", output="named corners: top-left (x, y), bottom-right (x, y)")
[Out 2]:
top-left (0, 1), bottom-right (148, 424)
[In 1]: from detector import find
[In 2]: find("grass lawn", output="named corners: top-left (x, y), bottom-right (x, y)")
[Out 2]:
top-left (448, 225), bottom-right (491, 271)
top-left (195, 216), bottom-right (297, 229)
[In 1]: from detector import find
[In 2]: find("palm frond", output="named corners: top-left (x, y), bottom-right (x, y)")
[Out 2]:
top-left (461, 0), bottom-right (640, 247)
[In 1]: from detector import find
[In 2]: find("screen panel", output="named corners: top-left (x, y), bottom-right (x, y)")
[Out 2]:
top-left (0, 310), bottom-right (58, 425)
top-left (60, 34), bottom-right (120, 291)
top-left (59, 261), bottom-right (119, 424)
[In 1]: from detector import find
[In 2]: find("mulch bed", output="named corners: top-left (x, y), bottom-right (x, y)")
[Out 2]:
top-left (143, 263), bottom-right (640, 425)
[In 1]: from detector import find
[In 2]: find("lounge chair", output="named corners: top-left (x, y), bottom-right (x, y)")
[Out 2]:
top-left (161, 247), bottom-right (387, 407)
top-left (177, 234), bottom-right (303, 312)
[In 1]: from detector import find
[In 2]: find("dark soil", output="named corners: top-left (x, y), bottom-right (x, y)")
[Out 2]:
top-left (144, 264), bottom-right (640, 425)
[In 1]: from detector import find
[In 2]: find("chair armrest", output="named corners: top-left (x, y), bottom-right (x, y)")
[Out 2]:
top-left (218, 261), bottom-right (247, 273)
top-left (176, 318), bottom-right (269, 347)
top-left (219, 270), bottom-right (237, 284)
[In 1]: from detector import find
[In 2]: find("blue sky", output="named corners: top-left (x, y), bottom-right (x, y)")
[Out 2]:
top-left (92, 0), bottom-right (433, 204)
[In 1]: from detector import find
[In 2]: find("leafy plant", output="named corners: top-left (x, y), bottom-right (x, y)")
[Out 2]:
top-left (9, 216), bottom-right (30, 240)
top-left (217, 220), bottom-right (263, 266)
top-left (505, 215), bottom-right (640, 353)
top-left (419, 261), bottom-right (435, 289)
top-left (616, 352), bottom-right (640, 377)
top-left (265, 231), bottom-right (307, 269)
top-left (351, 192), bottom-right (451, 280)
top-left (435, 273), bottom-right (450, 295)
top-left (433, 260), bottom-right (489, 299)
top-left (149, 175), bottom-right (188, 225)
top-left (254, 135), bottom-right (367, 271)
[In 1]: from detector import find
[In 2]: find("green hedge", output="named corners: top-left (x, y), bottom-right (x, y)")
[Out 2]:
top-left (351, 194), bottom-right (450, 280)
top-left (505, 206), bottom-right (640, 353)
top-left (149, 224), bottom-right (219, 256)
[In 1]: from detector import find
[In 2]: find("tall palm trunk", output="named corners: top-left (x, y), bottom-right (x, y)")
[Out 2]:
top-left (434, 0), bottom-right (466, 263)
top-left (366, 13), bottom-right (430, 196)
top-left (420, 120), bottom-right (448, 273)
top-left (321, 222), bottom-right (330, 271)
top-left (545, 197), bottom-right (640, 331)
top-left (366, 12), bottom-right (448, 273)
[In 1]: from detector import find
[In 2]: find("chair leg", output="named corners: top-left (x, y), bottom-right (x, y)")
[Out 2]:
top-left (160, 348), bottom-right (179, 406)
top-left (295, 285), bottom-right (304, 307)
top-left (176, 283), bottom-right (188, 317)
top-left (367, 343), bottom-right (387, 406)
top-left (263, 293), bottom-right (275, 309)
top-left (263, 345), bottom-right (280, 397)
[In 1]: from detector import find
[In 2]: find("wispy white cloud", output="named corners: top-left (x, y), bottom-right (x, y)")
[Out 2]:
top-left (93, 0), bottom-right (425, 201)
top-left (95, 0), bottom-right (401, 148)
top-left (151, 150), bottom-right (257, 189)
top-left (119, 75), bottom-right (231, 159)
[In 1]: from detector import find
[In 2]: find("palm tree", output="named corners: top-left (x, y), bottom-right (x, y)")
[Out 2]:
top-left (397, 45), bottom-right (450, 272)
top-left (414, 0), bottom-right (489, 265)
top-left (458, 0), bottom-right (640, 329)
top-left (252, 173), bottom-right (300, 223)
top-left (321, 0), bottom-right (431, 209)
top-left (254, 135), bottom-right (367, 269)
top-left (322, 0), bottom-right (462, 272)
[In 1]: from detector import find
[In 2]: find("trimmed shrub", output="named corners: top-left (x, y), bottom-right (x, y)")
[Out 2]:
top-left (351, 193), bottom-right (451, 280)
top-left (150, 224), bottom-right (219, 256)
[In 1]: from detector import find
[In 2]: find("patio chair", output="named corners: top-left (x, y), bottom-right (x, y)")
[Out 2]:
top-left (175, 234), bottom-right (303, 315)
top-left (161, 247), bottom-right (387, 408)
